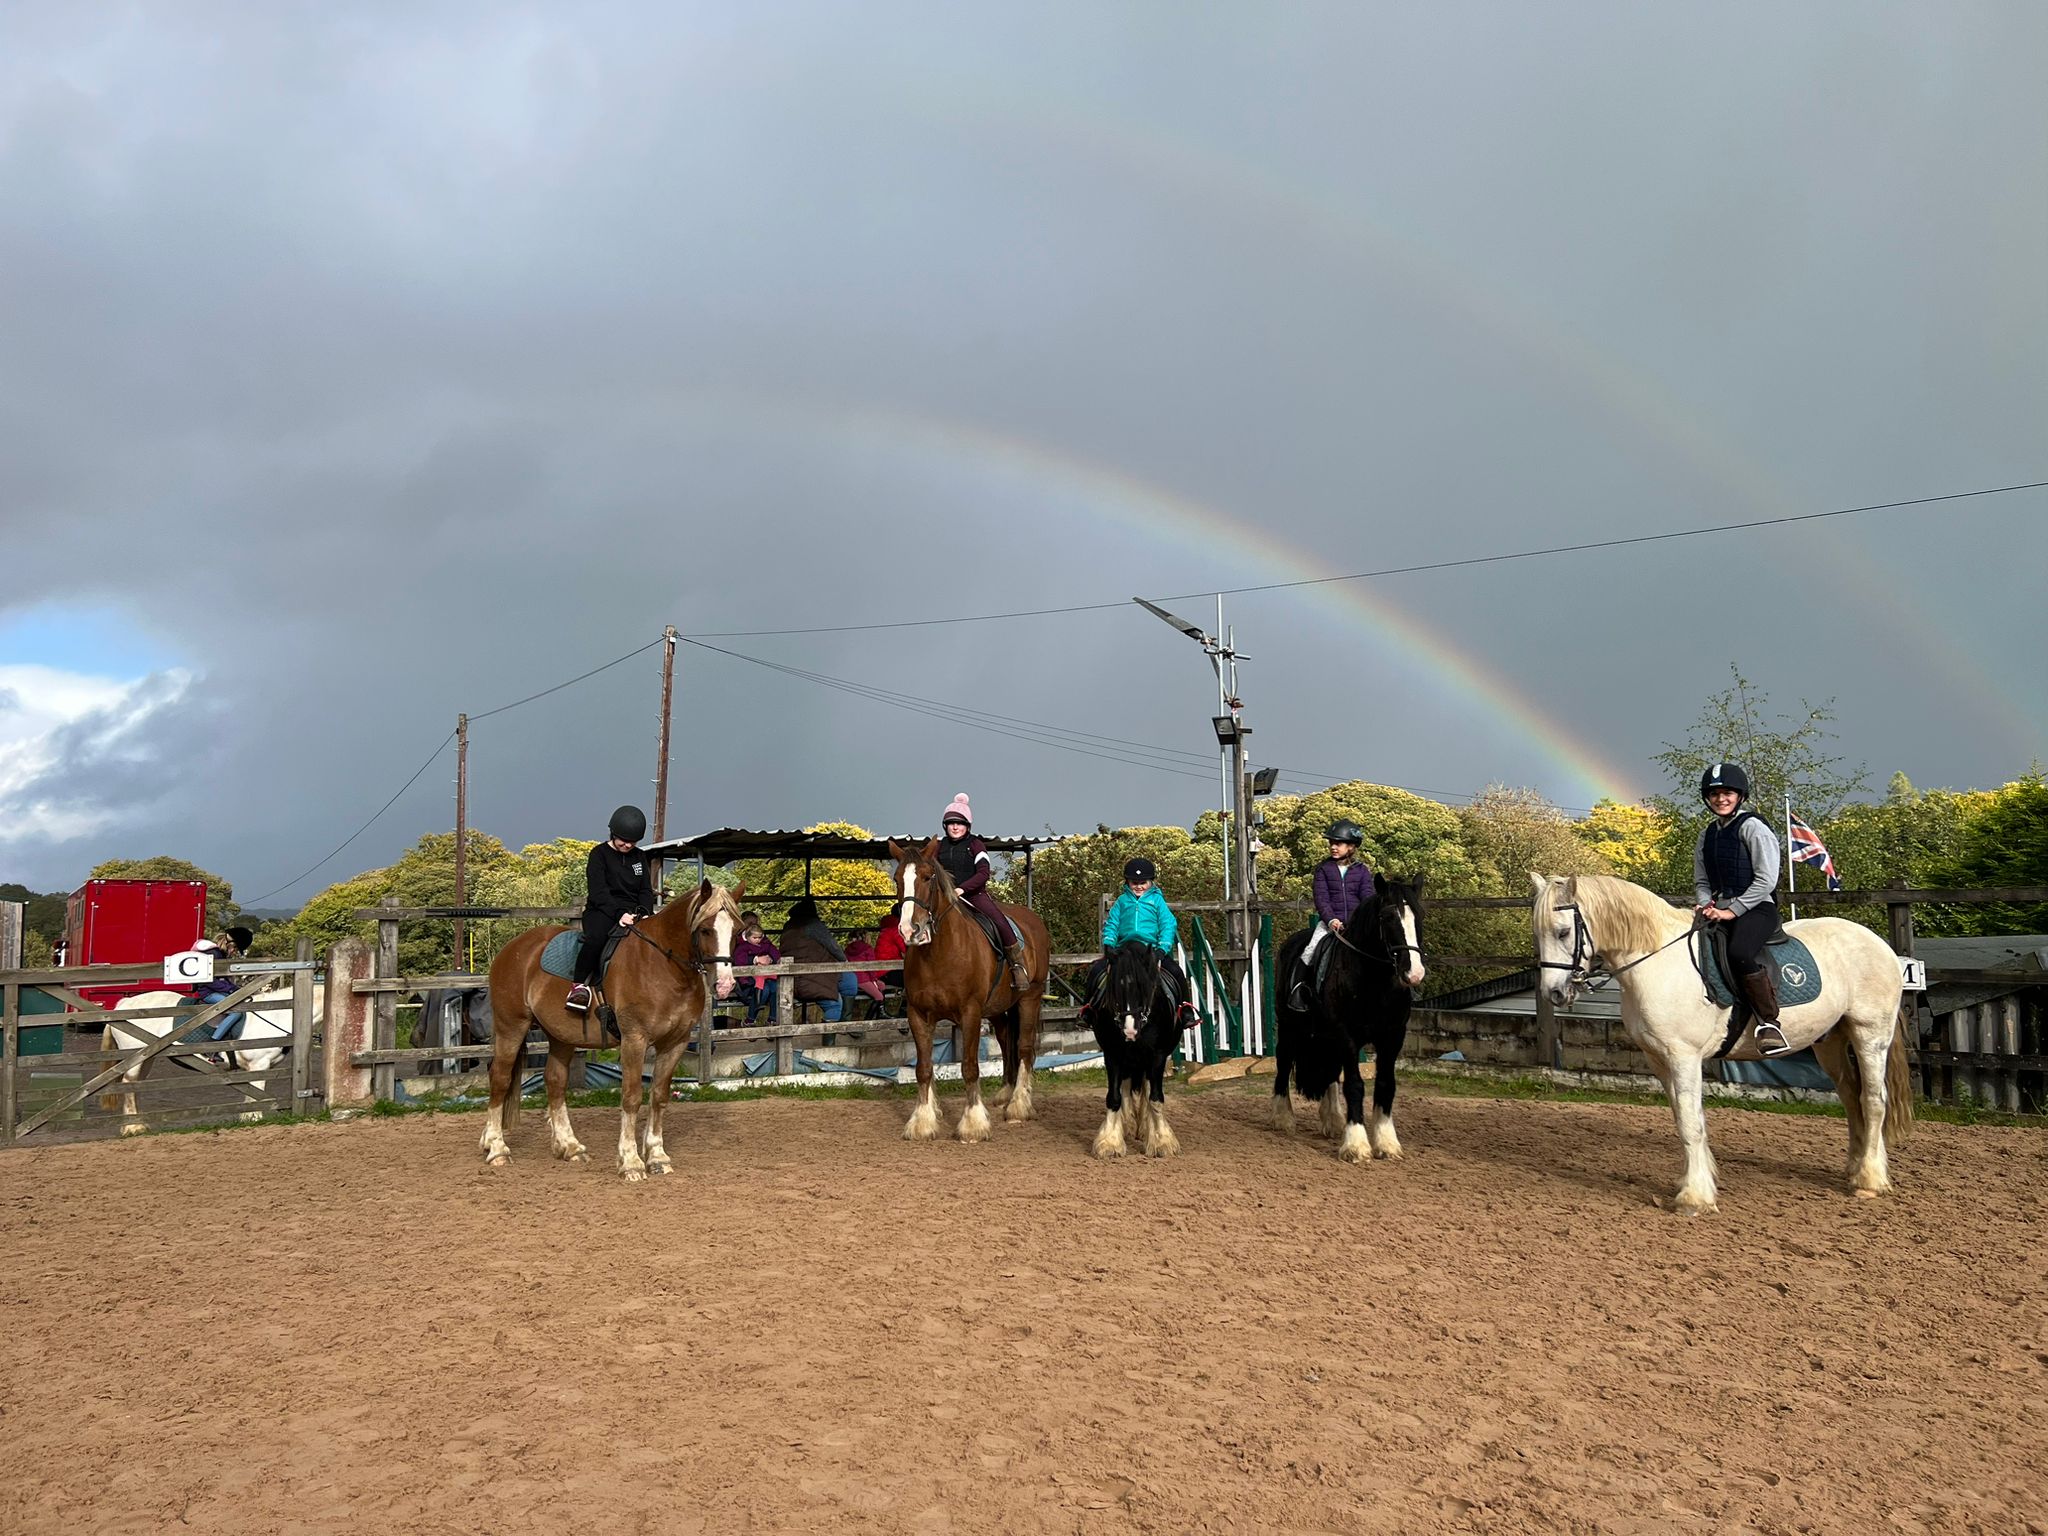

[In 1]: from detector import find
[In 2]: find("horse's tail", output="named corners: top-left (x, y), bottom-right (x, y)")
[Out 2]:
top-left (1882, 1005), bottom-right (1915, 1149)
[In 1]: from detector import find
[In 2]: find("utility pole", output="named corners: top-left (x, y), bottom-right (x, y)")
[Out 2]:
top-left (654, 625), bottom-right (678, 842)
top-left (453, 711), bottom-right (469, 970)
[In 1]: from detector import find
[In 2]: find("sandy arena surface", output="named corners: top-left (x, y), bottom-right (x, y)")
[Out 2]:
top-left (2, 1078), bottom-right (2044, 1535)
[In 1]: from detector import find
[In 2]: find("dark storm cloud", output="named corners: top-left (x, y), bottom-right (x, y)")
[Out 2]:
top-left (1, 2), bottom-right (2043, 896)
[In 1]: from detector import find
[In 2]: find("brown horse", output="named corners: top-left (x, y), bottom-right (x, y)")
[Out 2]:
top-left (887, 838), bottom-right (1052, 1142)
top-left (481, 880), bottom-right (741, 1180)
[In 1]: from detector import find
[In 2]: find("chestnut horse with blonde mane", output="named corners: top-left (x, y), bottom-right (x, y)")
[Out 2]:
top-left (888, 838), bottom-right (1051, 1142)
top-left (482, 880), bottom-right (740, 1180)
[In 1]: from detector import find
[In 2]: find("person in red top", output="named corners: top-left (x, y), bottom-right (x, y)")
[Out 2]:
top-left (872, 902), bottom-right (908, 988)
top-left (843, 929), bottom-right (886, 1008)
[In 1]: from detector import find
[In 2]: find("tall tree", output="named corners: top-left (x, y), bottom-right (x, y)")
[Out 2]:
top-left (1647, 667), bottom-right (1869, 894)
top-left (87, 856), bottom-right (239, 930)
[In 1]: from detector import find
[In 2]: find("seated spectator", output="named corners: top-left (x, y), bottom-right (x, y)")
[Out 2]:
top-left (732, 911), bottom-right (781, 1025)
top-left (780, 898), bottom-right (857, 1023)
top-left (843, 928), bottom-right (886, 1007)
top-left (872, 902), bottom-right (908, 988)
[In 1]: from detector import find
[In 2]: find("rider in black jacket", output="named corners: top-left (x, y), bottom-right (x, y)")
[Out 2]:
top-left (567, 805), bottom-right (656, 1012)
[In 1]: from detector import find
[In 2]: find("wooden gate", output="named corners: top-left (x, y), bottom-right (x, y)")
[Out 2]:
top-left (1, 960), bottom-right (318, 1144)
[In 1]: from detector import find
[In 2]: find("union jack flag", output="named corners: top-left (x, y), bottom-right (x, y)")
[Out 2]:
top-left (1787, 812), bottom-right (1841, 891)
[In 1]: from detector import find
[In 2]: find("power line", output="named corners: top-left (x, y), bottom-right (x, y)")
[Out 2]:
top-left (687, 477), bottom-right (2048, 639)
top-left (470, 636), bottom-right (667, 721)
top-left (246, 636), bottom-right (670, 903)
top-left (242, 729), bottom-right (456, 904)
top-left (682, 638), bottom-right (1589, 812)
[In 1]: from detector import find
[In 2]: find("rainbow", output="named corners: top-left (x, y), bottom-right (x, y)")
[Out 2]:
top-left (662, 390), bottom-right (1644, 803)
top-left (889, 82), bottom-right (2030, 758)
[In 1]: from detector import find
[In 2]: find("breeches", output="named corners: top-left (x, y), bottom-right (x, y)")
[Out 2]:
top-left (1721, 903), bottom-right (1779, 974)
top-left (962, 889), bottom-right (1009, 937)
top-left (576, 911), bottom-right (618, 984)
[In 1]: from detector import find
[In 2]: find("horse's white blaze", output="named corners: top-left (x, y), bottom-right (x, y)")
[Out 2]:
top-left (898, 864), bottom-right (918, 943)
top-left (1338, 1121), bottom-right (1372, 1163)
top-left (1093, 1107), bottom-right (1127, 1158)
top-left (1122, 1013), bottom-right (1139, 1042)
top-left (1399, 903), bottom-right (1425, 988)
top-left (1367, 1105), bottom-right (1403, 1160)
top-left (713, 909), bottom-right (736, 998)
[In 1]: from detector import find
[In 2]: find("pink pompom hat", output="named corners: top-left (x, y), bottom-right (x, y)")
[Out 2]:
top-left (941, 793), bottom-right (973, 826)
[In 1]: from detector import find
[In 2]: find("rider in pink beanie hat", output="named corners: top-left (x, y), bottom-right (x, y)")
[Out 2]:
top-left (937, 792), bottom-right (1031, 988)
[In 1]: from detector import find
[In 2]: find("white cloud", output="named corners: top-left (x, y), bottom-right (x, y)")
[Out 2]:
top-left (0, 665), bottom-right (201, 844)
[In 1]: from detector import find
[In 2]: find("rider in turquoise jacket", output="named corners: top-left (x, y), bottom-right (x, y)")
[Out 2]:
top-left (1102, 880), bottom-right (1178, 953)
top-left (1086, 857), bottom-right (1195, 1029)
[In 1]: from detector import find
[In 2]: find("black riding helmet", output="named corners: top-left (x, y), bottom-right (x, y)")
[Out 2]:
top-left (1123, 857), bottom-right (1157, 886)
top-left (1326, 819), bottom-right (1365, 846)
top-left (1699, 763), bottom-right (1750, 803)
top-left (608, 804), bottom-right (648, 843)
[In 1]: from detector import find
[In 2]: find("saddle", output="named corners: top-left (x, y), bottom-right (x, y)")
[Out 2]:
top-left (1698, 921), bottom-right (1823, 1056)
top-left (539, 928), bottom-right (631, 1043)
top-left (959, 898), bottom-right (1023, 956)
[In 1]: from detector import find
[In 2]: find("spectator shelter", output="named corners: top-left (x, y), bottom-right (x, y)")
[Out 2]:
top-left (641, 825), bottom-right (1057, 911)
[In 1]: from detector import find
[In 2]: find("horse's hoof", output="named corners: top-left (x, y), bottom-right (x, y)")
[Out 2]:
top-left (120, 1124), bottom-right (147, 1139)
top-left (485, 1152), bottom-right (510, 1168)
top-left (1851, 1187), bottom-right (1880, 1200)
top-left (622, 1167), bottom-right (646, 1183)
top-left (1337, 1125), bottom-right (1372, 1164)
top-left (1267, 1098), bottom-right (1294, 1132)
top-left (1145, 1127), bottom-right (1180, 1158)
top-left (647, 1157), bottom-right (673, 1176)
top-left (1092, 1134), bottom-right (1126, 1160)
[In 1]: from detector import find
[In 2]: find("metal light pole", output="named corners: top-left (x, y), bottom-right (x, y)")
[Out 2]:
top-left (1133, 596), bottom-right (1253, 957)
top-left (453, 711), bottom-right (469, 969)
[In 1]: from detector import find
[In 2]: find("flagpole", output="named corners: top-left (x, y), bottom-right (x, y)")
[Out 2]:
top-left (1784, 793), bottom-right (1798, 922)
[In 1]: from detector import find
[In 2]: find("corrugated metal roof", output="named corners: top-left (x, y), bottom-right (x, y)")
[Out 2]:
top-left (642, 827), bottom-right (1062, 863)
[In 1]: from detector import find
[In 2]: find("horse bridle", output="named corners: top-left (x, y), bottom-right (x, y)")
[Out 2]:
top-left (1327, 898), bottom-right (1424, 970)
top-left (899, 865), bottom-right (953, 946)
top-left (627, 909), bottom-right (732, 978)
top-left (1536, 898), bottom-right (1698, 998)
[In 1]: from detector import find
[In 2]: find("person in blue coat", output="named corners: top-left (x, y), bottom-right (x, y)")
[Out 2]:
top-left (1085, 857), bottom-right (1196, 1028)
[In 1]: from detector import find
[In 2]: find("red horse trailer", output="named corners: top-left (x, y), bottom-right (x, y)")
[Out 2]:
top-left (62, 879), bottom-right (208, 1007)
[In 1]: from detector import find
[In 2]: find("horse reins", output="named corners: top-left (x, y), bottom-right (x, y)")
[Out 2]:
top-left (1537, 901), bottom-right (1700, 992)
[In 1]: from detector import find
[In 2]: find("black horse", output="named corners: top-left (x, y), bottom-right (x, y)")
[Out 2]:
top-left (1084, 939), bottom-right (1184, 1159)
top-left (1270, 879), bottom-right (1426, 1162)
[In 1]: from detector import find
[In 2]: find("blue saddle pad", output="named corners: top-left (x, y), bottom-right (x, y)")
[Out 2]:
top-left (1700, 931), bottom-right (1824, 1009)
top-left (540, 930), bottom-right (582, 980)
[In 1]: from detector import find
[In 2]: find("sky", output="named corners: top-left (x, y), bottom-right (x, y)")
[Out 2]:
top-left (2, 2), bottom-right (2044, 904)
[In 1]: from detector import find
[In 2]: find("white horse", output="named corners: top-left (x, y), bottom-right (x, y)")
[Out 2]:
top-left (1530, 873), bottom-right (1912, 1211)
top-left (99, 982), bottom-right (319, 1134)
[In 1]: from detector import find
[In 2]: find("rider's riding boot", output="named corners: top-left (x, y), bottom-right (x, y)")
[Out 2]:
top-left (1005, 942), bottom-right (1034, 990)
top-left (1740, 965), bottom-right (1790, 1055)
top-left (565, 982), bottom-right (592, 1013)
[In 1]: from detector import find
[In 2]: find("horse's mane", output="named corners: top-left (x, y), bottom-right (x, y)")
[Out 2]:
top-left (1567, 874), bottom-right (1687, 956)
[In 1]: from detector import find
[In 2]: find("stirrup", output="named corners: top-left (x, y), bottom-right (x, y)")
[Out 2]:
top-left (565, 983), bottom-right (592, 1014)
top-left (1753, 1021), bottom-right (1793, 1058)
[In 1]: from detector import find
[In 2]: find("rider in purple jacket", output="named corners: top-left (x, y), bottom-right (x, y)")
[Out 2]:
top-left (1288, 819), bottom-right (1375, 1009)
